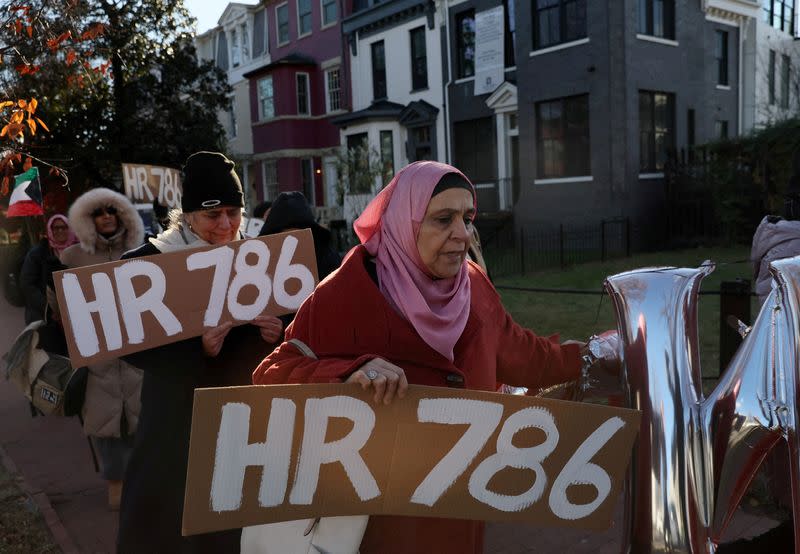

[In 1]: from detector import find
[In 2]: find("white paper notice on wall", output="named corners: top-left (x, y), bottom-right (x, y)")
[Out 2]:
top-left (182, 384), bottom-right (641, 536)
top-left (53, 229), bottom-right (319, 367)
top-left (474, 5), bottom-right (505, 96)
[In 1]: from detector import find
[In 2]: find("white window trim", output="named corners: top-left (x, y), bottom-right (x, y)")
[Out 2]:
top-left (276, 2), bottom-right (290, 47)
top-left (635, 34), bottom-right (679, 47)
top-left (296, 0), bottom-right (312, 39)
top-left (716, 84), bottom-right (731, 91)
top-left (230, 27), bottom-right (241, 68)
top-left (454, 76), bottom-right (475, 85)
top-left (320, 0), bottom-right (338, 28)
top-left (534, 176), bottom-right (593, 185)
top-left (639, 172), bottom-right (665, 179)
top-left (324, 66), bottom-right (341, 113)
top-left (529, 37), bottom-right (590, 58)
top-left (297, 72), bottom-right (311, 115)
top-left (258, 76), bottom-right (275, 121)
top-left (705, 14), bottom-right (740, 28)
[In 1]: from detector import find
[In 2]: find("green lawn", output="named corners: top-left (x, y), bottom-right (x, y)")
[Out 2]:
top-left (0, 461), bottom-right (59, 554)
top-left (494, 245), bottom-right (756, 379)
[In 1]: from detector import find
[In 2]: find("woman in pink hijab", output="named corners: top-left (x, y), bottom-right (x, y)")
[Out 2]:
top-left (252, 161), bottom-right (583, 554)
top-left (19, 214), bottom-right (77, 323)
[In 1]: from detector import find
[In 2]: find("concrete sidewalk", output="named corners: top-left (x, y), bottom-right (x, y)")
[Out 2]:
top-left (0, 294), bottom-right (782, 553)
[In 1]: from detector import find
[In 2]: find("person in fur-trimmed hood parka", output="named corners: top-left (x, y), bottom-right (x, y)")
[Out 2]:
top-left (61, 187), bottom-right (145, 510)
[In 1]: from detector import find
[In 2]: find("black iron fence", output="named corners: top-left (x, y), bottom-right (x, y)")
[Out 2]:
top-left (480, 217), bottom-right (636, 278)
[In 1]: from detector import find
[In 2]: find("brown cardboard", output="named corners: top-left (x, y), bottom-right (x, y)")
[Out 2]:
top-left (122, 162), bottom-right (182, 208)
top-left (182, 384), bottom-right (641, 536)
top-left (53, 230), bottom-right (318, 367)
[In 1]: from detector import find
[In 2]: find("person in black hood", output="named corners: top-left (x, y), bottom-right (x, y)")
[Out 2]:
top-left (258, 191), bottom-right (342, 293)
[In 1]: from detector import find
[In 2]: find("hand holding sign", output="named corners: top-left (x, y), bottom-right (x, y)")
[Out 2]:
top-left (54, 230), bottom-right (318, 366)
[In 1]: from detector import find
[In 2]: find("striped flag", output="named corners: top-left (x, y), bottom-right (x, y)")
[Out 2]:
top-left (8, 167), bottom-right (44, 217)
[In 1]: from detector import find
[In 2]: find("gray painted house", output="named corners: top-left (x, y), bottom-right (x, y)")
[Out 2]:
top-left (446, 0), bottom-right (746, 229)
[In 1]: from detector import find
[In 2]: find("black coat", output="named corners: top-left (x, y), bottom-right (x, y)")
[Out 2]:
top-left (19, 240), bottom-right (58, 324)
top-left (116, 242), bottom-right (274, 554)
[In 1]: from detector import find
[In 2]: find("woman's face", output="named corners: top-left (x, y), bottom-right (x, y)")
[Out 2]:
top-left (50, 220), bottom-right (69, 243)
top-left (92, 206), bottom-right (119, 236)
top-left (416, 188), bottom-right (475, 279)
top-left (186, 206), bottom-right (242, 244)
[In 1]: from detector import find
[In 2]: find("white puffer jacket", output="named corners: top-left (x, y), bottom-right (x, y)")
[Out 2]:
top-left (61, 188), bottom-right (145, 438)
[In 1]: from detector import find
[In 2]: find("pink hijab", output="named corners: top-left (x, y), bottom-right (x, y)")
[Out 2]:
top-left (46, 214), bottom-right (78, 258)
top-left (354, 161), bottom-right (476, 361)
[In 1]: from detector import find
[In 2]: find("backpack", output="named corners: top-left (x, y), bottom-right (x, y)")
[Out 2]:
top-left (3, 320), bottom-right (87, 417)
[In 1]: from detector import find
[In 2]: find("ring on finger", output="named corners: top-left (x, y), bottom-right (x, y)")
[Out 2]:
top-left (366, 369), bottom-right (379, 380)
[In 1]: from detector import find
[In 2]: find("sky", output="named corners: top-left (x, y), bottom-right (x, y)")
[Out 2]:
top-left (184, 0), bottom-right (260, 35)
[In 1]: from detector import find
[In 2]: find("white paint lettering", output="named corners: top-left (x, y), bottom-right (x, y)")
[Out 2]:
top-left (210, 400), bottom-right (296, 512)
top-left (113, 260), bottom-right (182, 344)
top-left (61, 273), bottom-right (122, 356)
top-left (289, 396), bottom-right (379, 504)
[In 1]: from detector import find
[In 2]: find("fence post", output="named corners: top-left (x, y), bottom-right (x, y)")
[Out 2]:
top-left (559, 224), bottom-right (565, 269)
top-left (719, 279), bottom-right (751, 376)
top-left (600, 220), bottom-right (606, 262)
top-left (625, 217), bottom-right (631, 257)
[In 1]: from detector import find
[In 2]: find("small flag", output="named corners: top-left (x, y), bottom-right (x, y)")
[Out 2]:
top-left (8, 167), bottom-right (44, 217)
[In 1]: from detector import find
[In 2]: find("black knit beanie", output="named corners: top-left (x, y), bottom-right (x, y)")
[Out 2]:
top-left (432, 172), bottom-right (475, 199)
top-left (181, 151), bottom-right (244, 212)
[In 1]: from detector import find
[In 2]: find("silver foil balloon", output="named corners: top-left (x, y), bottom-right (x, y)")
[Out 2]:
top-left (605, 257), bottom-right (800, 553)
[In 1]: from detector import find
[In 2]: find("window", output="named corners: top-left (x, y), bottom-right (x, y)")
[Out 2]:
top-left (277, 3), bottom-right (290, 45)
top-left (258, 76), bottom-right (275, 119)
top-left (687, 109), bottom-right (695, 148)
top-left (410, 126), bottom-right (433, 161)
top-left (769, 49), bottom-right (777, 105)
top-left (297, 73), bottom-right (310, 115)
top-left (536, 95), bottom-right (590, 178)
top-left (454, 117), bottom-right (497, 183)
top-left (301, 159), bottom-right (314, 203)
top-left (638, 0), bottom-right (675, 40)
top-left (322, 0), bottom-right (338, 26)
top-left (346, 133), bottom-right (370, 193)
top-left (639, 91), bottom-right (675, 172)
top-left (716, 30), bottom-right (728, 86)
top-left (456, 10), bottom-right (476, 79)
top-left (216, 32), bottom-right (229, 70)
top-left (325, 68), bottom-right (341, 112)
top-left (715, 120), bottom-right (729, 139)
top-left (410, 27), bottom-right (428, 91)
top-left (298, 0), bottom-right (312, 37)
top-left (228, 100), bottom-right (237, 138)
top-left (380, 130), bottom-right (394, 183)
top-left (231, 28), bottom-right (240, 67)
top-left (241, 24), bottom-right (250, 61)
top-left (252, 9), bottom-right (267, 57)
top-left (763, 0), bottom-right (795, 34)
top-left (782, 53), bottom-right (791, 108)
top-left (533, 0), bottom-right (587, 50)
top-left (371, 40), bottom-right (387, 100)
top-left (504, 0), bottom-right (516, 67)
top-left (262, 160), bottom-right (279, 201)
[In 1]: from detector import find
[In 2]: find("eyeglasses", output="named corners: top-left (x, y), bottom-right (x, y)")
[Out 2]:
top-left (91, 206), bottom-right (118, 218)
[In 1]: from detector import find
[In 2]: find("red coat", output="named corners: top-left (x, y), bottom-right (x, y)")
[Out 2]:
top-left (252, 246), bottom-right (581, 554)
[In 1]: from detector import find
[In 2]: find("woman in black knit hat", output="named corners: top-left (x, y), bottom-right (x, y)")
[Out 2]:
top-left (116, 152), bottom-right (283, 554)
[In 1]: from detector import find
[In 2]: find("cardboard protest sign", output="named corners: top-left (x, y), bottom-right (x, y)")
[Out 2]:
top-left (242, 216), bottom-right (265, 238)
top-left (122, 163), bottom-right (182, 209)
top-left (183, 384), bottom-right (640, 535)
top-left (53, 230), bottom-right (318, 367)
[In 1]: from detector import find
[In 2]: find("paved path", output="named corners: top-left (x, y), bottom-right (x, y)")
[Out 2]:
top-left (0, 294), bottom-right (781, 553)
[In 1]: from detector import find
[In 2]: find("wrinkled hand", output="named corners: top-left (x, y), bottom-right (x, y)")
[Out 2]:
top-left (252, 315), bottom-right (283, 344)
top-left (202, 321), bottom-right (233, 357)
top-left (345, 358), bottom-right (409, 405)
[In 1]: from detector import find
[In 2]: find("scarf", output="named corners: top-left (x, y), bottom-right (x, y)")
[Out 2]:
top-left (353, 161), bottom-right (475, 362)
